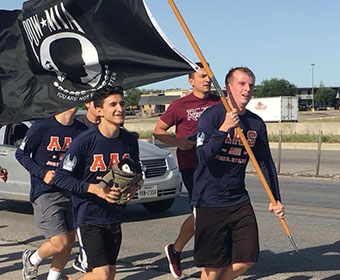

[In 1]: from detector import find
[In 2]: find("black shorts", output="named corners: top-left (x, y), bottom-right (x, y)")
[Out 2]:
top-left (77, 223), bottom-right (122, 271)
top-left (194, 200), bottom-right (259, 268)
top-left (181, 168), bottom-right (195, 202)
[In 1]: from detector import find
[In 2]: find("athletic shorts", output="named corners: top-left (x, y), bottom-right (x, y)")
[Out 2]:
top-left (32, 191), bottom-right (73, 239)
top-left (181, 168), bottom-right (195, 202)
top-left (77, 223), bottom-right (122, 271)
top-left (194, 200), bottom-right (259, 268)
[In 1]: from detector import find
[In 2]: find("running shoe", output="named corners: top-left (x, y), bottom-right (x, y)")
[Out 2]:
top-left (22, 249), bottom-right (38, 280)
top-left (164, 244), bottom-right (182, 279)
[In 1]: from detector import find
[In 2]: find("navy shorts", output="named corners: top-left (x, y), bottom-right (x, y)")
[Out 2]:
top-left (77, 223), bottom-right (122, 271)
top-left (194, 200), bottom-right (259, 268)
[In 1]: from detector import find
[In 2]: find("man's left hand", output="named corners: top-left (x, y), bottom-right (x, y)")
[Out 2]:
top-left (268, 200), bottom-right (285, 219)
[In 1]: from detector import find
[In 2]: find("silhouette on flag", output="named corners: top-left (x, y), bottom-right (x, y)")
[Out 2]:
top-left (0, 0), bottom-right (196, 124)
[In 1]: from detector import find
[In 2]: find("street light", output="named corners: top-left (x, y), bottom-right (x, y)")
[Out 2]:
top-left (311, 63), bottom-right (315, 111)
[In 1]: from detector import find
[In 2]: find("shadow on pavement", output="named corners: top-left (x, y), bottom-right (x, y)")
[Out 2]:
top-left (1, 236), bottom-right (340, 279)
top-left (118, 240), bottom-right (340, 279)
top-left (119, 252), bottom-right (169, 280)
top-left (0, 250), bottom-right (23, 275)
top-left (0, 200), bottom-right (33, 214)
top-left (122, 195), bottom-right (192, 223)
top-left (241, 240), bottom-right (340, 279)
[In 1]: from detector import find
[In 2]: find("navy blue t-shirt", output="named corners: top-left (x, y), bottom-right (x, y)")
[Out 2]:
top-left (15, 117), bottom-right (87, 202)
top-left (54, 126), bottom-right (141, 228)
top-left (191, 104), bottom-right (281, 207)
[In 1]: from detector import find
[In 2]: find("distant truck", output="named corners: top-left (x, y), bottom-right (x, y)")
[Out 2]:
top-left (246, 96), bottom-right (298, 122)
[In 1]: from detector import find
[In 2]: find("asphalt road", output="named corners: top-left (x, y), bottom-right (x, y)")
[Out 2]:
top-left (1, 175), bottom-right (340, 279)
top-left (0, 145), bottom-right (339, 279)
top-left (161, 144), bottom-right (340, 179)
top-left (251, 147), bottom-right (340, 179)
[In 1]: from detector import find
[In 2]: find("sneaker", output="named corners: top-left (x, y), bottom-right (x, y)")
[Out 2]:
top-left (164, 244), bottom-right (182, 279)
top-left (72, 254), bottom-right (86, 274)
top-left (22, 249), bottom-right (38, 280)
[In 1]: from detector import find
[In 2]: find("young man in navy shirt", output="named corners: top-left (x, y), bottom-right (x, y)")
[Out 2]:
top-left (16, 107), bottom-right (87, 280)
top-left (192, 67), bottom-right (285, 280)
top-left (153, 63), bottom-right (220, 278)
top-left (74, 100), bottom-right (100, 273)
top-left (54, 87), bottom-right (142, 280)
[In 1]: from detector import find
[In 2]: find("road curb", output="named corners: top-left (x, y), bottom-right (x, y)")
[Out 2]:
top-left (269, 142), bottom-right (340, 151)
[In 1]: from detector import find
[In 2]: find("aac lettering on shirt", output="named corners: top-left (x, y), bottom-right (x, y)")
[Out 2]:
top-left (47, 136), bottom-right (72, 151)
top-left (216, 128), bottom-right (258, 164)
top-left (224, 128), bottom-right (257, 147)
top-left (90, 153), bottom-right (130, 172)
top-left (46, 136), bottom-right (73, 166)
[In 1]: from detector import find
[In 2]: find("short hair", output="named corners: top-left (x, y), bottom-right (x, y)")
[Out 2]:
top-left (189, 62), bottom-right (206, 79)
top-left (225, 67), bottom-right (255, 85)
top-left (93, 86), bottom-right (124, 108)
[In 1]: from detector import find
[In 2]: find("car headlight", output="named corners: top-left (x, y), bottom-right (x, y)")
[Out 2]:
top-left (167, 153), bottom-right (177, 170)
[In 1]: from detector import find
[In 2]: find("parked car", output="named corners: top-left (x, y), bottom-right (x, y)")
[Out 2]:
top-left (314, 102), bottom-right (328, 111)
top-left (298, 103), bottom-right (308, 111)
top-left (0, 118), bottom-right (182, 212)
top-left (125, 108), bottom-right (136, 115)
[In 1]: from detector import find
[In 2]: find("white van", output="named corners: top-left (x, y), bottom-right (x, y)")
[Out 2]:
top-left (0, 118), bottom-right (182, 212)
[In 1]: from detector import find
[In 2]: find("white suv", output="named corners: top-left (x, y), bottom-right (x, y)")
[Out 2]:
top-left (0, 120), bottom-right (182, 212)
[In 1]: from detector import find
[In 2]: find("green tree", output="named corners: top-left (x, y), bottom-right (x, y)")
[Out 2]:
top-left (315, 87), bottom-right (336, 105)
top-left (124, 88), bottom-right (141, 108)
top-left (254, 78), bottom-right (297, 97)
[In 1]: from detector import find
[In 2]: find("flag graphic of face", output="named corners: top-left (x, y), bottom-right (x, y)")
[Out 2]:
top-left (0, 0), bottom-right (196, 124)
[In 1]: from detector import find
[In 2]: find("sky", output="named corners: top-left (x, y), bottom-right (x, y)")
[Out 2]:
top-left (2, 0), bottom-right (340, 90)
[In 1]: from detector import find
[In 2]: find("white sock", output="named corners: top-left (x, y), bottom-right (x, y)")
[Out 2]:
top-left (29, 250), bottom-right (43, 266)
top-left (47, 269), bottom-right (61, 280)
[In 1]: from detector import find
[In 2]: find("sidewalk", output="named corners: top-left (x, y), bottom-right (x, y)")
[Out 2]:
top-left (269, 142), bottom-right (340, 151)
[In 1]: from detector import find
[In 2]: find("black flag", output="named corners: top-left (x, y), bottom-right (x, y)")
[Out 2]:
top-left (0, 0), bottom-right (196, 124)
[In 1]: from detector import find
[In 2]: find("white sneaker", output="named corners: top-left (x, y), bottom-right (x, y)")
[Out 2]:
top-left (22, 249), bottom-right (38, 280)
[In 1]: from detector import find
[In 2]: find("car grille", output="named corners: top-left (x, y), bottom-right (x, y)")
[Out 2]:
top-left (141, 158), bottom-right (167, 178)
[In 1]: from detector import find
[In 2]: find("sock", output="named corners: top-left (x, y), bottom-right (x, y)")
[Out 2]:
top-left (29, 250), bottom-right (43, 266)
top-left (47, 269), bottom-right (61, 280)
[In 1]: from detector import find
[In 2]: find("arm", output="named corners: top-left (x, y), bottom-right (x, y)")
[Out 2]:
top-left (54, 151), bottom-right (90, 194)
top-left (153, 119), bottom-right (195, 151)
top-left (15, 123), bottom-right (48, 181)
top-left (196, 108), bottom-right (239, 164)
top-left (254, 123), bottom-right (284, 218)
top-left (54, 143), bottom-right (121, 203)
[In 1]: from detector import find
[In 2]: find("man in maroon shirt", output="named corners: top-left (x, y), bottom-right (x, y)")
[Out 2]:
top-left (153, 63), bottom-right (220, 278)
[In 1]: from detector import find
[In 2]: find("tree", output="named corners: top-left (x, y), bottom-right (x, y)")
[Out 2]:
top-left (254, 78), bottom-right (297, 97)
top-left (124, 88), bottom-right (141, 108)
top-left (315, 87), bottom-right (336, 105)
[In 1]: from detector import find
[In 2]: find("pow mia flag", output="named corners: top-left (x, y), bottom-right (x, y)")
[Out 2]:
top-left (0, 0), bottom-right (196, 124)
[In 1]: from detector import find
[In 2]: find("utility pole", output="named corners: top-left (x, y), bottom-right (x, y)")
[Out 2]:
top-left (311, 63), bottom-right (315, 111)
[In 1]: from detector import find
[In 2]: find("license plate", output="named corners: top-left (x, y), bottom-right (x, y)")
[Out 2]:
top-left (138, 186), bottom-right (158, 198)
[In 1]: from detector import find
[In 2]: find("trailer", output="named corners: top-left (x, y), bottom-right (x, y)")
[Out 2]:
top-left (246, 96), bottom-right (298, 122)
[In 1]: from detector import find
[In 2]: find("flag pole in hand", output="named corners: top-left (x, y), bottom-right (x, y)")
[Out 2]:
top-left (167, 0), bottom-right (298, 253)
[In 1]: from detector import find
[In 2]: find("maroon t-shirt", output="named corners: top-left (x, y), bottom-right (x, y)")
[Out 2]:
top-left (160, 93), bottom-right (221, 171)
